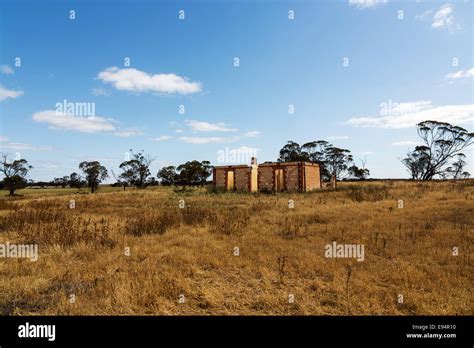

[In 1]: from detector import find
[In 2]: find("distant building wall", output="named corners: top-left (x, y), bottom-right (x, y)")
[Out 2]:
top-left (214, 161), bottom-right (321, 192)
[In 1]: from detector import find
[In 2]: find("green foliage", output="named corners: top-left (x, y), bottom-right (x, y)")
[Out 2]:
top-left (0, 154), bottom-right (33, 196)
top-left (2, 175), bottom-right (28, 195)
top-left (157, 166), bottom-right (178, 186)
top-left (69, 172), bottom-right (85, 188)
top-left (277, 140), bottom-right (357, 181)
top-left (52, 175), bottom-right (70, 188)
top-left (348, 165), bottom-right (370, 180)
top-left (79, 161), bottom-right (108, 193)
top-left (177, 160), bottom-right (212, 186)
top-left (158, 160), bottom-right (212, 187)
top-left (118, 149), bottom-right (153, 188)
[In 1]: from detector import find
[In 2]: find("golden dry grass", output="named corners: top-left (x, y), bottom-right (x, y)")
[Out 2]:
top-left (0, 180), bottom-right (472, 315)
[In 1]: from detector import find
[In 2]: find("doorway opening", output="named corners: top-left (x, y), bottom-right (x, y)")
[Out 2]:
top-left (274, 169), bottom-right (285, 192)
top-left (226, 170), bottom-right (235, 191)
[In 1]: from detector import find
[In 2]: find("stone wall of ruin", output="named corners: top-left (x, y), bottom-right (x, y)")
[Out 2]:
top-left (285, 164), bottom-right (300, 191)
top-left (257, 166), bottom-right (274, 191)
top-left (215, 162), bottom-right (322, 192)
top-left (215, 168), bottom-right (226, 188)
top-left (234, 167), bottom-right (250, 191)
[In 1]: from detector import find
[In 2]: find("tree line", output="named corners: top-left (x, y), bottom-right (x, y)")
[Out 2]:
top-left (277, 140), bottom-right (369, 181)
top-left (0, 121), bottom-right (472, 195)
top-left (276, 121), bottom-right (472, 181)
top-left (0, 149), bottom-right (213, 195)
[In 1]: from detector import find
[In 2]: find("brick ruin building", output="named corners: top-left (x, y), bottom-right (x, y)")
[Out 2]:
top-left (213, 158), bottom-right (322, 192)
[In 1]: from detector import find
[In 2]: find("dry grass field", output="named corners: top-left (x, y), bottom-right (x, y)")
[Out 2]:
top-left (0, 180), bottom-right (472, 315)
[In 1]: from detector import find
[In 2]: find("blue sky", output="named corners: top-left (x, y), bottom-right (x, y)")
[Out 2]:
top-left (0, 0), bottom-right (472, 181)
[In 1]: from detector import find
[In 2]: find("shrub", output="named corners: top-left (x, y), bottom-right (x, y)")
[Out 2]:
top-left (279, 216), bottom-right (305, 240)
top-left (12, 211), bottom-right (116, 247)
top-left (206, 185), bottom-right (227, 194)
top-left (124, 210), bottom-right (181, 236)
top-left (180, 205), bottom-right (215, 226)
top-left (208, 208), bottom-right (250, 235)
top-left (346, 185), bottom-right (391, 202)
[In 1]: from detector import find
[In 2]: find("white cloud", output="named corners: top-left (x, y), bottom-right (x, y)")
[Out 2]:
top-left (0, 86), bottom-right (23, 101)
top-left (0, 65), bottom-right (14, 74)
top-left (185, 120), bottom-right (237, 132)
top-left (114, 129), bottom-right (144, 137)
top-left (431, 4), bottom-right (459, 31)
top-left (179, 136), bottom-right (238, 144)
top-left (0, 135), bottom-right (53, 152)
top-left (327, 135), bottom-right (349, 140)
top-left (346, 102), bottom-right (474, 128)
top-left (243, 130), bottom-right (261, 137)
top-left (1, 142), bottom-right (53, 152)
top-left (392, 140), bottom-right (420, 146)
top-left (32, 110), bottom-right (116, 133)
top-left (348, 0), bottom-right (388, 9)
top-left (150, 135), bottom-right (173, 142)
top-left (416, 4), bottom-right (460, 32)
top-left (97, 67), bottom-right (201, 95)
top-left (445, 68), bottom-right (474, 80)
top-left (171, 122), bottom-right (258, 143)
top-left (91, 88), bottom-right (110, 96)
